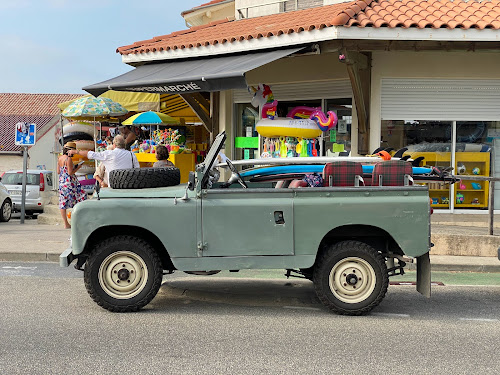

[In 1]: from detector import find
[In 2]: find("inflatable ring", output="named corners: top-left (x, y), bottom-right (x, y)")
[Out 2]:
top-left (63, 121), bottom-right (95, 137)
top-left (75, 140), bottom-right (95, 150)
top-left (59, 132), bottom-right (94, 145)
top-left (256, 118), bottom-right (322, 138)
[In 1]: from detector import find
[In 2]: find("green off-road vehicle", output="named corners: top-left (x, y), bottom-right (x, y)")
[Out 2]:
top-left (60, 131), bottom-right (432, 315)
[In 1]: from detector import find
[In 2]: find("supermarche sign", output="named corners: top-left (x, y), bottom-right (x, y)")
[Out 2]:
top-left (15, 122), bottom-right (36, 146)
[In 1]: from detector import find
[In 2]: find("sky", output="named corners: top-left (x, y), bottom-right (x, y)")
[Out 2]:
top-left (0, 0), bottom-right (205, 94)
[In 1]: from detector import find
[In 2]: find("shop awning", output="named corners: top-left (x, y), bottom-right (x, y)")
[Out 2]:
top-left (83, 47), bottom-right (303, 96)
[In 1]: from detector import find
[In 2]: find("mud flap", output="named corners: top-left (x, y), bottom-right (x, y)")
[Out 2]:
top-left (416, 252), bottom-right (431, 298)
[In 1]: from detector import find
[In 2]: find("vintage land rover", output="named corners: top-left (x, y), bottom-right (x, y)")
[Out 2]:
top-left (60, 131), bottom-right (432, 315)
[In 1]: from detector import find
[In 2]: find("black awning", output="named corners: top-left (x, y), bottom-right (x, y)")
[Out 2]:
top-left (83, 47), bottom-right (303, 96)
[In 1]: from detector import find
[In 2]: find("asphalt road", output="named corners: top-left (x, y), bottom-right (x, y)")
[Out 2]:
top-left (1, 262), bottom-right (500, 374)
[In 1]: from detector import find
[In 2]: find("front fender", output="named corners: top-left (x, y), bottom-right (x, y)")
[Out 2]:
top-left (70, 196), bottom-right (197, 258)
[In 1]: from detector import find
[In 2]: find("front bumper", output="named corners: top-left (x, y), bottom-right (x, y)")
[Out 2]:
top-left (60, 247), bottom-right (75, 267)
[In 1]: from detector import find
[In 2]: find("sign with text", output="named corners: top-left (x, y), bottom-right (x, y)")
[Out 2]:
top-left (15, 122), bottom-right (36, 146)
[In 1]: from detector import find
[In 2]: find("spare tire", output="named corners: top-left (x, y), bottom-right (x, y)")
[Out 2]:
top-left (109, 167), bottom-right (181, 189)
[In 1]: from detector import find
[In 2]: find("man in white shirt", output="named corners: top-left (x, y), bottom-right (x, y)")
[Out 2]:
top-left (68, 135), bottom-right (139, 188)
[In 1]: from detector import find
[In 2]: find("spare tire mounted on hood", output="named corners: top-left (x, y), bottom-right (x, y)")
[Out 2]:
top-left (109, 167), bottom-right (180, 189)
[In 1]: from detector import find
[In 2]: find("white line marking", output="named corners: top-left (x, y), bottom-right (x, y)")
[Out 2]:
top-left (459, 318), bottom-right (499, 322)
top-left (283, 306), bottom-right (322, 311)
top-left (371, 312), bottom-right (410, 318)
top-left (2, 266), bottom-right (37, 270)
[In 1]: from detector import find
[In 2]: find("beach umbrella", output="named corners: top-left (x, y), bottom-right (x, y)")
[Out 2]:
top-left (62, 96), bottom-right (128, 118)
top-left (122, 111), bottom-right (178, 126)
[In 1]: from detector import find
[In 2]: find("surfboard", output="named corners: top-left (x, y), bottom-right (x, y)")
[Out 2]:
top-left (221, 156), bottom-right (405, 167)
top-left (240, 164), bottom-right (432, 178)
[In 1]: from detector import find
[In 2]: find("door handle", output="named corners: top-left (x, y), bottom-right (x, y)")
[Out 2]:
top-left (274, 211), bottom-right (285, 224)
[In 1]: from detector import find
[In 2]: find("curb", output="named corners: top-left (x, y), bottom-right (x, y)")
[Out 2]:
top-left (0, 253), bottom-right (60, 263)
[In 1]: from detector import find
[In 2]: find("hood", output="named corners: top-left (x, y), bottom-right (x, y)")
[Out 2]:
top-left (97, 184), bottom-right (189, 199)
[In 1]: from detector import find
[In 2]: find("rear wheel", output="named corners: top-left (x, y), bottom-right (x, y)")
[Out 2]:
top-left (313, 240), bottom-right (388, 315)
top-left (84, 236), bottom-right (163, 312)
top-left (0, 199), bottom-right (12, 222)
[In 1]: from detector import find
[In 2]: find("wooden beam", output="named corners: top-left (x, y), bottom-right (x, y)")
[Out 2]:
top-left (339, 50), bottom-right (371, 155)
top-left (179, 93), bottom-right (212, 133)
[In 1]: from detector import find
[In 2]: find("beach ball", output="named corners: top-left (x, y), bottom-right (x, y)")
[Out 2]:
top-left (472, 167), bottom-right (480, 175)
top-left (456, 193), bottom-right (464, 204)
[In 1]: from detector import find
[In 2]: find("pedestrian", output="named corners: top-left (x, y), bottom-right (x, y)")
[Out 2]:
top-left (93, 142), bottom-right (114, 187)
top-left (58, 142), bottom-right (87, 229)
top-left (68, 135), bottom-right (139, 188)
top-left (118, 125), bottom-right (137, 150)
top-left (153, 145), bottom-right (175, 168)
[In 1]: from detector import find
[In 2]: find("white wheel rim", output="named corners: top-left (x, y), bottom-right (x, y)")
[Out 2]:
top-left (329, 257), bottom-right (377, 304)
top-left (2, 202), bottom-right (11, 219)
top-left (98, 251), bottom-right (148, 299)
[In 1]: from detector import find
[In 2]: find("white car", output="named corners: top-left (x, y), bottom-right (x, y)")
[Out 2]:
top-left (0, 180), bottom-right (12, 222)
top-left (1, 170), bottom-right (54, 216)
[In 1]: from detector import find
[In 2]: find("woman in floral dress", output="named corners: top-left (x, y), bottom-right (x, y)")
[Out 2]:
top-left (58, 142), bottom-right (87, 228)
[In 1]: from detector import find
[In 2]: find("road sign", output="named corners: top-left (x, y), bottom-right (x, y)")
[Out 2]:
top-left (15, 122), bottom-right (36, 146)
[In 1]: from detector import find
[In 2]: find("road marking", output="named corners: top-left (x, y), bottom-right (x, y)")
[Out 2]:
top-left (2, 266), bottom-right (37, 270)
top-left (283, 306), bottom-right (322, 311)
top-left (371, 312), bottom-right (410, 318)
top-left (459, 318), bottom-right (499, 322)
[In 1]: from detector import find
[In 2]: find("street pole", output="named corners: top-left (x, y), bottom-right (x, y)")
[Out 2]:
top-left (20, 146), bottom-right (28, 224)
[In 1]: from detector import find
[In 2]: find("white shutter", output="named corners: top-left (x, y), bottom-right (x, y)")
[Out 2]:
top-left (381, 78), bottom-right (500, 121)
top-left (233, 80), bottom-right (352, 103)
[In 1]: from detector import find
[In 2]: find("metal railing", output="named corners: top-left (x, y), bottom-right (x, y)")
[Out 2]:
top-left (454, 175), bottom-right (500, 235)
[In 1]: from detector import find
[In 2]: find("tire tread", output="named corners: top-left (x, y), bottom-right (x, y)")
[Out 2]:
top-left (84, 235), bottom-right (163, 312)
top-left (313, 240), bottom-right (388, 316)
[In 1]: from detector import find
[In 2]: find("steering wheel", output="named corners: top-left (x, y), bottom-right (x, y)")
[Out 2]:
top-left (225, 159), bottom-right (248, 189)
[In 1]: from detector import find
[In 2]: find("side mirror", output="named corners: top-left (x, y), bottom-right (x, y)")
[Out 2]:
top-left (188, 171), bottom-right (195, 191)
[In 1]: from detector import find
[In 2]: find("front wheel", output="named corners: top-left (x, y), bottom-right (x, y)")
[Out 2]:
top-left (84, 236), bottom-right (163, 312)
top-left (313, 241), bottom-right (388, 315)
top-left (0, 199), bottom-right (12, 222)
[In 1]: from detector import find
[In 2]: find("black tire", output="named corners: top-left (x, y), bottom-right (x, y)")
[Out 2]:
top-left (59, 132), bottom-right (94, 145)
top-left (0, 199), bottom-right (12, 222)
top-left (109, 167), bottom-right (180, 189)
top-left (84, 235), bottom-right (163, 312)
top-left (313, 240), bottom-right (388, 316)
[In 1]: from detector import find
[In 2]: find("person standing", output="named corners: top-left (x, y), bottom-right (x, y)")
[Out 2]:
top-left (68, 135), bottom-right (139, 188)
top-left (58, 142), bottom-right (87, 229)
top-left (118, 125), bottom-right (137, 150)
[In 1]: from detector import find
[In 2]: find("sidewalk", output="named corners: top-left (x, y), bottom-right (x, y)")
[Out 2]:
top-left (0, 217), bottom-right (499, 272)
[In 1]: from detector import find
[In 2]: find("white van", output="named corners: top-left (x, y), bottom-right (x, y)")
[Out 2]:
top-left (1, 170), bottom-right (54, 216)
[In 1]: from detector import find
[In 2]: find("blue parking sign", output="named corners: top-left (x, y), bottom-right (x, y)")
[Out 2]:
top-left (15, 122), bottom-right (36, 146)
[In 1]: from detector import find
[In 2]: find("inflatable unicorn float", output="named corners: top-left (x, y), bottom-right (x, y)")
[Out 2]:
top-left (251, 84), bottom-right (338, 139)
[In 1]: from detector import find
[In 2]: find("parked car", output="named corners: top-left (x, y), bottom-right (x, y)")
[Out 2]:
top-left (61, 132), bottom-right (435, 316)
top-left (1, 170), bottom-right (54, 216)
top-left (0, 180), bottom-right (12, 222)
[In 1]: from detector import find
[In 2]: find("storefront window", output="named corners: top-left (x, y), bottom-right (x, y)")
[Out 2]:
top-left (325, 98), bottom-right (352, 155)
top-left (235, 103), bottom-right (259, 161)
top-left (380, 120), bottom-right (499, 210)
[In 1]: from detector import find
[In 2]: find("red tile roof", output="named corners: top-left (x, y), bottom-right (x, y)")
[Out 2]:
top-left (0, 93), bottom-right (82, 152)
top-left (118, 0), bottom-right (500, 56)
top-left (0, 93), bottom-right (82, 116)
